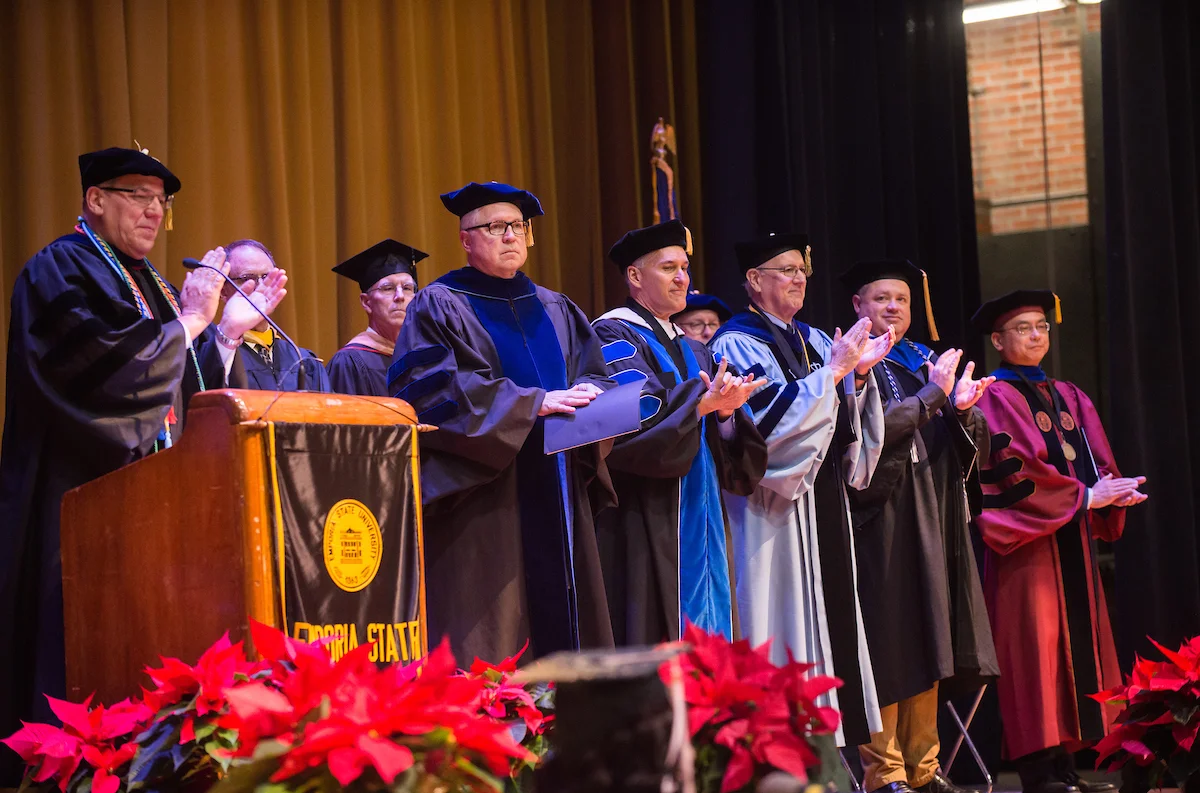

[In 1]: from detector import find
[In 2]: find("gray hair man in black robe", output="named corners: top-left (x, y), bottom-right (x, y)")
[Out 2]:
top-left (327, 239), bottom-right (427, 397)
top-left (387, 181), bottom-right (617, 664)
top-left (838, 260), bottom-right (999, 793)
top-left (0, 146), bottom-right (286, 784)
top-left (591, 219), bottom-right (768, 646)
top-left (221, 239), bottom-right (329, 393)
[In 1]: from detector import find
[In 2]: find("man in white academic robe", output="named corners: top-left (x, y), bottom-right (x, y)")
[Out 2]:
top-left (709, 232), bottom-right (893, 747)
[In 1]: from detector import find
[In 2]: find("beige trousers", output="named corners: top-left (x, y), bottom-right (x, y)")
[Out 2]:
top-left (859, 683), bottom-right (941, 791)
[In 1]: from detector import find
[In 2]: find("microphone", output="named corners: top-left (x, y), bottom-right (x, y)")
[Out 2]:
top-left (183, 257), bottom-right (309, 391)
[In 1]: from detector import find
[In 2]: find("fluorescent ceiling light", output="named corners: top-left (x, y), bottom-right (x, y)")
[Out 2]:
top-left (963, 0), bottom-right (1067, 24)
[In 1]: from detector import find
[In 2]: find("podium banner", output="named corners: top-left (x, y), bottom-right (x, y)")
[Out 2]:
top-left (267, 422), bottom-right (426, 663)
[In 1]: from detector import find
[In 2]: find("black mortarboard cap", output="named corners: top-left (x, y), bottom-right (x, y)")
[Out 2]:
top-left (79, 146), bottom-right (181, 195)
top-left (332, 238), bottom-right (429, 292)
top-left (608, 219), bottom-right (693, 270)
top-left (734, 231), bottom-right (811, 275)
top-left (672, 291), bottom-right (732, 323)
top-left (970, 289), bottom-right (1061, 334)
top-left (439, 181), bottom-right (544, 219)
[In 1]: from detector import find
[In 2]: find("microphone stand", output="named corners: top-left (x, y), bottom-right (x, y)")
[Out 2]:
top-left (182, 257), bottom-right (309, 391)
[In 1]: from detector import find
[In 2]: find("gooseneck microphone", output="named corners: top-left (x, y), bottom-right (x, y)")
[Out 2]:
top-left (182, 257), bottom-right (309, 391)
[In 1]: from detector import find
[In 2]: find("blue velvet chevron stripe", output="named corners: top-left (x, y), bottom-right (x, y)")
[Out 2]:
top-left (757, 381), bottom-right (800, 439)
top-left (601, 339), bottom-right (637, 365)
top-left (387, 344), bottom-right (447, 388)
top-left (623, 321), bottom-right (732, 640)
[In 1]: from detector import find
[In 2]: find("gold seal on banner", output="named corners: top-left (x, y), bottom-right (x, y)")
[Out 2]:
top-left (323, 499), bottom-right (382, 593)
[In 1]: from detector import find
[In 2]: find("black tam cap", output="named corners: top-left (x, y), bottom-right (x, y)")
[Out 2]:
top-left (672, 291), bottom-right (732, 323)
top-left (440, 181), bottom-right (544, 219)
top-left (839, 259), bottom-right (941, 341)
top-left (79, 146), bottom-right (181, 195)
top-left (734, 232), bottom-right (810, 275)
top-left (332, 238), bottom-right (429, 292)
top-left (971, 289), bottom-right (1061, 334)
top-left (608, 219), bottom-right (693, 270)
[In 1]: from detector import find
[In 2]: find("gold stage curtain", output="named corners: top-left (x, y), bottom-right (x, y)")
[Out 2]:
top-left (0, 0), bottom-right (699, 425)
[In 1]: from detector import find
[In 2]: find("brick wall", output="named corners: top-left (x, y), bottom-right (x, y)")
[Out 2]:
top-left (966, 5), bottom-right (1101, 235)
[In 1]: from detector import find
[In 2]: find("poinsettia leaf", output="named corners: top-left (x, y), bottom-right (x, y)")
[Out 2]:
top-left (722, 745), bottom-right (756, 793)
top-left (453, 755), bottom-right (504, 792)
top-left (249, 738), bottom-right (291, 762)
top-left (203, 756), bottom-right (280, 793)
top-left (169, 742), bottom-right (191, 771)
top-left (192, 722), bottom-right (217, 741)
top-left (809, 732), bottom-right (850, 790)
top-left (1171, 703), bottom-right (1199, 726)
top-left (127, 719), bottom-right (182, 785)
top-left (1167, 747), bottom-right (1200, 788)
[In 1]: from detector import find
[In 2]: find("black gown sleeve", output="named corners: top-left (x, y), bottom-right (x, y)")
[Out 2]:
top-left (14, 244), bottom-right (193, 451)
top-left (388, 287), bottom-right (545, 501)
top-left (592, 319), bottom-right (709, 479)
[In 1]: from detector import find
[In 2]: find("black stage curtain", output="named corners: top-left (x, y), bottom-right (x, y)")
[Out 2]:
top-left (1103, 0), bottom-right (1200, 667)
top-left (695, 0), bottom-right (982, 358)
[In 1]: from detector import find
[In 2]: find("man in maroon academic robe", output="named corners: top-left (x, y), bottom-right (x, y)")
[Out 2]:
top-left (971, 290), bottom-right (1147, 793)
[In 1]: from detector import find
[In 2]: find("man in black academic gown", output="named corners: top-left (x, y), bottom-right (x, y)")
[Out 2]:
top-left (592, 219), bottom-right (767, 645)
top-left (222, 239), bottom-right (329, 392)
top-left (387, 181), bottom-right (616, 664)
top-left (0, 146), bottom-right (286, 783)
top-left (327, 238), bottom-right (427, 397)
top-left (839, 260), bottom-right (999, 793)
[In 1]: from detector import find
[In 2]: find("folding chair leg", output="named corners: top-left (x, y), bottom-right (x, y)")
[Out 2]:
top-left (840, 748), bottom-right (863, 793)
top-left (944, 686), bottom-right (992, 793)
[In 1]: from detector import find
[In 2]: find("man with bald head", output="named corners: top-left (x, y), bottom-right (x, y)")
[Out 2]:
top-left (387, 181), bottom-right (616, 663)
top-left (591, 219), bottom-right (767, 646)
top-left (0, 146), bottom-right (285, 782)
top-left (220, 238), bottom-right (328, 392)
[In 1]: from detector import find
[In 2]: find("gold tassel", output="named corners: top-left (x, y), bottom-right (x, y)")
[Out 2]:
top-left (526, 219), bottom-right (534, 247)
top-left (165, 204), bottom-right (173, 231)
top-left (684, 227), bottom-right (694, 256)
top-left (803, 244), bottom-right (813, 276)
top-left (921, 269), bottom-right (940, 342)
top-left (1054, 293), bottom-right (1062, 324)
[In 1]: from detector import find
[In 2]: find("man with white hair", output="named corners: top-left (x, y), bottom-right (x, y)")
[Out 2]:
top-left (387, 181), bottom-right (616, 664)
top-left (708, 232), bottom-right (892, 748)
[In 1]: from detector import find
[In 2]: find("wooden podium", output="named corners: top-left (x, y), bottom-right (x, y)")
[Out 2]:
top-left (59, 389), bottom-right (419, 704)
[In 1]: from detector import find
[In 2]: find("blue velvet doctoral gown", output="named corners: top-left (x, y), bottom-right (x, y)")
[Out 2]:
top-left (387, 266), bottom-right (617, 664)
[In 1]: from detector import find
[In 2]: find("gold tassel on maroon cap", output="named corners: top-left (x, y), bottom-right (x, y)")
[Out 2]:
top-left (165, 205), bottom-right (173, 231)
top-left (921, 269), bottom-right (940, 342)
top-left (1054, 293), bottom-right (1062, 324)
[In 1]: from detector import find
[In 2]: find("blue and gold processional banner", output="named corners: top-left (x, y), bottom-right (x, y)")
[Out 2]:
top-left (267, 423), bottom-right (426, 663)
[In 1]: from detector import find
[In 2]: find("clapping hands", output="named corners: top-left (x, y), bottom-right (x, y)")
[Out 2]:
top-left (698, 358), bottom-right (767, 419)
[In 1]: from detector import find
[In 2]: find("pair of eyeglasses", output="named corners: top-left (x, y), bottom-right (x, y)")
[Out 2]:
top-left (464, 219), bottom-right (530, 237)
top-left (1000, 321), bottom-right (1052, 336)
top-left (231, 272), bottom-right (274, 287)
top-left (369, 283), bottom-right (417, 297)
top-left (756, 265), bottom-right (806, 280)
top-left (679, 321), bottom-right (722, 332)
top-left (100, 186), bottom-right (174, 210)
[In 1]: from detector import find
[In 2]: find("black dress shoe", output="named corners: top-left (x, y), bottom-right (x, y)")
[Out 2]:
top-left (917, 771), bottom-right (974, 793)
top-left (1054, 753), bottom-right (1117, 793)
top-left (1018, 748), bottom-right (1081, 793)
top-left (867, 783), bottom-right (917, 793)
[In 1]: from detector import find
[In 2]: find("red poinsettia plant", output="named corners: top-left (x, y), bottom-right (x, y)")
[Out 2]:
top-left (1091, 635), bottom-right (1200, 789)
top-left (2, 620), bottom-right (551, 793)
top-left (670, 622), bottom-right (846, 793)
